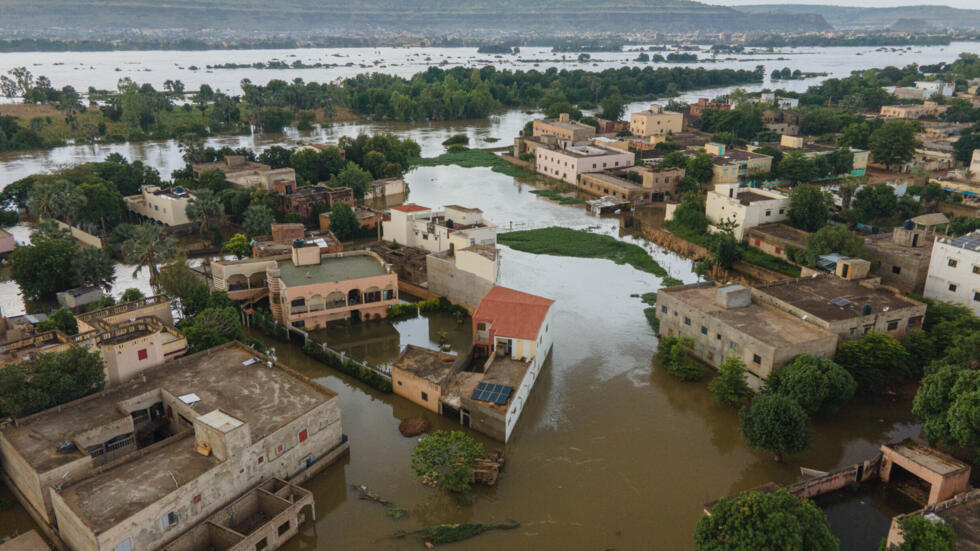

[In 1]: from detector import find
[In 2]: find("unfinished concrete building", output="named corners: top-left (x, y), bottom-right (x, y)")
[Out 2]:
top-left (0, 342), bottom-right (345, 551)
top-left (864, 214), bottom-right (948, 294)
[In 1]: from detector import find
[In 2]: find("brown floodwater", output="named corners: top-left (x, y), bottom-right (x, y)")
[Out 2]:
top-left (0, 161), bottom-right (922, 549)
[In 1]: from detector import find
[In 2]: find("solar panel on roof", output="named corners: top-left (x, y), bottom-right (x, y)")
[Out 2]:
top-left (830, 297), bottom-right (851, 307)
top-left (471, 382), bottom-right (513, 405)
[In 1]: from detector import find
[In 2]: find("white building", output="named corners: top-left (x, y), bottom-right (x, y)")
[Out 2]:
top-left (924, 231), bottom-right (980, 316)
top-left (915, 81), bottom-right (955, 98)
top-left (759, 93), bottom-right (799, 109)
top-left (535, 144), bottom-right (635, 186)
top-left (705, 183), bottom-right (791, 240)
top-left (381, 204), bottom-right (496, 253)
top-left (970, 150), bottom-right (980, 179)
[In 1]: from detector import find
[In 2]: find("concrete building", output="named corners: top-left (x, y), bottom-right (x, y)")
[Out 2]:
top-left (971, 149), bottom-right (980, 176)
top-left (864, 213), bottom-right (948, 293)
top-left (426, 244), bottom-right (500, 308)
top-left (629, 105), bottom-right (684, 137)
top-left (744, 223), bottom-right (808, 262)
top-left (579, 166), bottom-right (685, 203)
top-left (55, 286), bottom-right (104, 311)
top-left (656, 283), bottom-right (838, 382)
top-left (924, 231), bottom-right (980, 316)
top-left (0, 296), bottom-right (187, 386)
top-left (160, 478), bottom-right (315, 551)
top-left (0, 228), bottom-right (15, 258)
top-left (702, 142), bottom-right (773, 187)
top-left (880, 102), bottom-right (947, 120)
top-left (754, 275), bottom-right (927, 341)
top-left (273, 184), bottom-right (353, 221)
top-left (531, 113), bottom-right (596, 146)
top-left (382, 204), bottom-right (496, 253)
top-left (689, 98), bottom-right (730, 117)
top-left (0, 342), bottom-right (345, 551)
top-left (887, 490), bottom-right (980, 549)
top-left (124, 186), bottom-right (193, 227)
top-left (251, 223), bottom-right (342, 258)
top-left (747, 135), bottom-right (868, 178)
top-left (363, 178), bottom-right (407, 203)
top-left (535, 144), bottom-right (635, 186)
top-left (761, 109), bottom-right (801, 136)
top-left (319, 206), bottom-right (381, 234)
top-left (705, 183), bottom-right (790, 240)
top-left (915, 80), bottom-right (955, 98)
top-left (192, 157), bottom-right (296, 192)
top-left (391, 344), bottom-right (461, 413)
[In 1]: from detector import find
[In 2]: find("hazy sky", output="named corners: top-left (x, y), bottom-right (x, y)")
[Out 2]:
top-left (713, 0), bottom-right (977, 9)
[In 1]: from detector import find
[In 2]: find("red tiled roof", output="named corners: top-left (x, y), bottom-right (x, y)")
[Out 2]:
top-left (473, 286), bottom-right (554, 340)
top-left (391, 204), bottom-right (430, 213)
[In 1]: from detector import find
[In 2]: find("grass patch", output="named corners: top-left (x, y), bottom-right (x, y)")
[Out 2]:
top-left (529, 189), bottom-right (585, 205)
top-left (636, 292), bottom-right (661, 332)
top-left (410, 149), bottom-right (539, 179)
top-left (499, 227), bottom-right (667, 277)
top-left (741, 246), bottom-right (802, 278)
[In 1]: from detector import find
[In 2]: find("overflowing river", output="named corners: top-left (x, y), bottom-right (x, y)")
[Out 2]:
top-left (0, 43), bottom-right (952, 548)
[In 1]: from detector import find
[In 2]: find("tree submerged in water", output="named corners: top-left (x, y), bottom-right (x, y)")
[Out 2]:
top-left (410, 430), bottom-right (484, 493)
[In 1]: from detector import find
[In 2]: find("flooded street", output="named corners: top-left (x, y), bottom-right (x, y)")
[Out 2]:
top-left (0, 44), bottom-right (945, 547)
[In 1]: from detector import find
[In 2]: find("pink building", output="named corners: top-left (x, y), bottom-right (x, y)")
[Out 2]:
top-left (0, 228), bottom-right (16, 257)
top-left (534, 145), bottom-right (636, 185)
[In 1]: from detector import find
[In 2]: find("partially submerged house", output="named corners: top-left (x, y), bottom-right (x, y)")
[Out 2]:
top-left (0, 342), bottom-right (345, 551)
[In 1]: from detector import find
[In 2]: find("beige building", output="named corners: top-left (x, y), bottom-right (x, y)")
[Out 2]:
top-left (744, 224), bottom-right (808, 261)
top-left (0, 296), bottom-right (187, 386)
top-left (0, 342), bottom-right (345, 551)
top-left (381, 204), bottom-right (496, 253)
top-left (703, 142), bottom-right (773, 187)
top-left (579, 165), bottom-right (685, 203)
top-left (705, 183), bottom-right (790, 240)
top-left (392, 345), bottom-right (461, 413)
top-left (754, 275), bottom-right (927, 341)
top-left (124, 185), bottom-right (193, 227)
top-left (864, 213), bottom-right (948, 294)
top-left (629, 105), bottom-right (684, 137)
top-left (535, 144), bottom-right (635, 186)
top-left (656, 283), bottom-right (839, 382)
top-left (192, 156), bottom-right (296, 191)
top-left (532, 113), bottom-right (596, 145)
top-left (880, 102), bottom-right (947, 120)
top-left (427, 244), bottom-right (500, 308)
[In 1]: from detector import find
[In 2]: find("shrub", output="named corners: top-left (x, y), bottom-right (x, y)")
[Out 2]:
top-left (657, 336), bottom-right (704, 381)
top-left (766, 354), bottom-right (856, 416)
top-left (739, 394), bottom-right (811, 462)
top-left (708, 356), bottom-right (753, 407)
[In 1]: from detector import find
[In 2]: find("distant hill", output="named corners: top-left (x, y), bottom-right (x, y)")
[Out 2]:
top-left (0, 0), bottom-right (831, 36)
top-left (736, 4), bottom-right (980, 30)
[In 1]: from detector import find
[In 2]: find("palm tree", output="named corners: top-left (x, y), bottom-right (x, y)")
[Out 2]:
top-left (185, 189), bottom-right (225, 238)
top-left (122, 224), bottom-right (177, 287)
top-left (838, 177), bottom-right (863, 211)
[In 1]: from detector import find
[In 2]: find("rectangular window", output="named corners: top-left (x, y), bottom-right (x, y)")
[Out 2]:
top-left (908, 315), bottom-right (923, 327)
top-left (765, 210), bottom-right (772, 216)
top-left (116, 540), bottom-right (133, 551)
top-left (729, 341), bottom-right (736, 350)
top-left (298, 429), bottom-right (308, 443)
top-left (949, 283), bottom-right (958, 292)
top-left (974, 266), bottom-right (980, 275)
top-left (277, 444), bottom-right (284, 454)
top-left (137, 348), bottom-right (148, 361)
top-left (752, 354), bottom-right (761, 364)
top-left (421, 391), bottom-right (429, 402)
top-left (974, 292), bottom-right (980, 302)
top-left (258, 455), bottom-right (264, 464)
top-left (278, 522), bottom-right (291, 536)
top-left (754, 239), bottom-right (761, 246)
top-left (887, 320), bottom-right (899, 331)
top-left (661, 305), bottom-right (667, 313)
top-left (161, 511), bottom-right (178, 530)
top-left (683, 317), bottom-right (691, 326)
top-left (891, 265), bottom-right (901, 274)
top-left (948, 258), bottom-right (958, 267)
top-left (700, 326), bottom-right (707, 335)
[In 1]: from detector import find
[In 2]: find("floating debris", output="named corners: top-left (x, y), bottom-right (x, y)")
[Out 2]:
top-left (395, 520), bottom-right (521, 546)
top-left (399, 417), bottom-right (431, 437)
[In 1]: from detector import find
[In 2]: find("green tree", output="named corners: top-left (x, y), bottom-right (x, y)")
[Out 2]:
top-left (196, 169), bottom-right (228, 193)
top-left (0, 346), bottom-right (105, 417)
top-left (708, 356), bottom-right (752, 407)
top-left (803, 225), bottom-right (865, 266)
top-left (835, 332), bottom-right (912, 393)
top-left (777, 151), bottom-right (817, 184)
top-left (243, 204), bottom-right (275, 237)
top-left (158, 256), bottom-right (211, 318)
top-left (257, 145), bottom-right (293, 169)
top-left (35, 308), bottom-right (78, 335)
top-left (869, 120), bottom-right (920, 171)
top-left (121, 224), bottom-right (178, 287)
top-left (838, 122), bottom-right (872, 150)
top-left (120, 288), bottom-right (145, 302)
top-left (329, 162), bottom-right (374, 199)
top-left (853, 183), bottom-right (899, 221)
top-left (410, 430), bottom-right (485, 493)
top-left (181, 306), bottom-right (243, 352)
top-left (71, 246), bottom-right (116, 291)
top-left (739, 394), bottom-right (810, 462)
top-left (788, 183), bottom-right (829, 232)
top-left (9, 235), bottom-right (75, 300)
top-left (659, 151), bottom-right (689, 170)
top-left (711, 233), bottom-right (741, 268)
top-left (222, 233), bottom-right (252, 259)
top-left (328, 202), bottom-right (359, 240)
top-left (599, 94), bottom-right (625, 120)
top-left (186, 188), bottom-right (225, 238)
top-left (767, 354), bottom-right (857, 416)
top-left (657, 336), bottom-right (704, 382)
top-left (694, 490), bottom-right (838, 551)
top-left (687, 152), bottom-right (715, 184)
top-left (881, 514), bottom-right (955, 551)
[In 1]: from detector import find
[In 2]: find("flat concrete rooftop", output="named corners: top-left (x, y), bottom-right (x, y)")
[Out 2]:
top-left (747, 224), bottom-right (809, 245)
top-left (755, 277), bottom-right (923, 322)
top-left (737, 190), bottom-right (782, 205)
top-left (664, 284), bottom-right (835, 348)
top-left (3, 343), bottom-right (333, 473)
top-left (887, 439), bottom-right (970, 477)
top-left (277, 254), bottom-right (386, 287)
top-left (936, 495), bottom-right (980, 550)
top-left (392, 345), bottom-right (457, 385)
